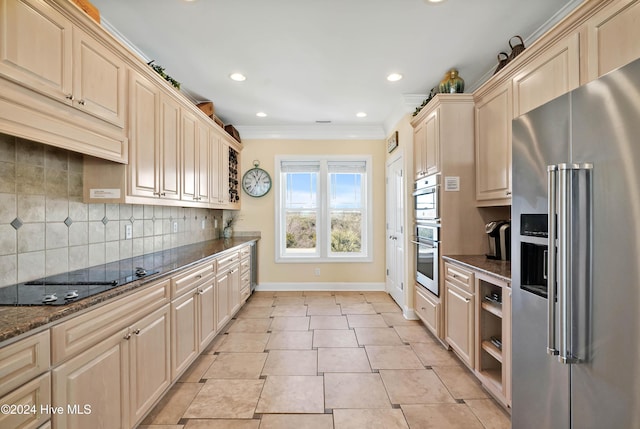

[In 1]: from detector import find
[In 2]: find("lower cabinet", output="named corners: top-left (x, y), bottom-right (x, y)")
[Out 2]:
top-left (170, 276), bottom-right (217, 380)
top-left (445, 281), bottom-right (475, 367)
top-left (0, 372), bottom-right (51, 429)
top-left (52, 304), bottom-right (170, 429)
top-left (414, 285), bottom-right (440, 338)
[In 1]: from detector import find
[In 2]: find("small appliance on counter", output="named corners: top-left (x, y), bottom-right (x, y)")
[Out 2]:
top-left (485, 220), bottom-right (511, 260)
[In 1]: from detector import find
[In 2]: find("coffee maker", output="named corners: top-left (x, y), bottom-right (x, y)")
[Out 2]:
top-left (486, 220), bottom-right (511, 260)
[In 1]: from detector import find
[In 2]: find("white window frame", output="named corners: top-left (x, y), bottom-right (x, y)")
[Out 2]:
top-left (275, 155), bottom-right (373, 263)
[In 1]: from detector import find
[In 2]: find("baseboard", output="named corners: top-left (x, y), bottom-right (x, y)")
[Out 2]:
top-left (255, 282), bottom-right (386, 292)
top-left (403, 308), bottom-right (419, 320)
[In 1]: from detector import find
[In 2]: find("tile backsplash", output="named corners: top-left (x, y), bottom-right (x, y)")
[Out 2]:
top-left (0, 133), bottom-right (223, 288)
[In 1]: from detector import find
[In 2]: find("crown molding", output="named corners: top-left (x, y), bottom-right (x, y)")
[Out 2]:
top-left (235, 124), bottom-right (387, 140)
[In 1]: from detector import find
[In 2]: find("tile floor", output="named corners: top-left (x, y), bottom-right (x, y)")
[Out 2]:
top-left (139, 291), bottom-right (511, 429)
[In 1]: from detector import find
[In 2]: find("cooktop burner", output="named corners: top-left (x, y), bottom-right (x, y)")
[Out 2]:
top-left (0, 265), bottom-right (159, 306)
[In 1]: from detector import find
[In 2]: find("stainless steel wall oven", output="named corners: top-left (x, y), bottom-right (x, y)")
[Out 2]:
top-left (413, 223), bottom-right (440, 296)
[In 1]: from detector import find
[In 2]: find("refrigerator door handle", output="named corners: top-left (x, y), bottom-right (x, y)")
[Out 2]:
top-left (547, 165), bottom-right (559, 356)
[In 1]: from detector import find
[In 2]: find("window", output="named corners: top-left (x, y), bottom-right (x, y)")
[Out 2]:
top-left (275, 156), bottom-right (372, 262)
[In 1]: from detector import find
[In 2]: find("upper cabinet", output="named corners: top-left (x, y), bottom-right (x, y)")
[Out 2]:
top-left (584, 0), bottom-right (640, 82)
top-left (412, 107), bottom-right (440, 179)
top-left (512, 33), bottom-right (580, 117)
top-left (474, 81), bottom-right (512, 205)
top-left (0, 0), bottom-right (127, 162)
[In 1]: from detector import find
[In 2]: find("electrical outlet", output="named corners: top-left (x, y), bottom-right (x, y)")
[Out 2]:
top-left (125, 224), bottom-right (132, 240)
top-left (173, 221), bottom-right (178, 233)
top-left (201, 220), bottom-right (206, 230)
top-left (314, 268), bottom-right (321, 276)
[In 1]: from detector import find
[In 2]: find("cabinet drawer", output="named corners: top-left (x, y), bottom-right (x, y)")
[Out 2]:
top-left (0, 372), bottom-right (51, 429)
top-left (240, 285), bottom-right (250, 303)
top-left (171, 262), bottom-right (215, 298)
top-left (239, 245), bottom-right (251, 259)
top-left (415, 286), bottom-right (439, 336)
top-left (0, 331), bottom-right (50, 398)
top-left (216, 251), bottom-right (240, 270)
top-left (240, 258), bottom-right (250, 274)
top-left (444, 262), bottom-right (474, 294)
top-left (50, 279), bottom-right (170, 364)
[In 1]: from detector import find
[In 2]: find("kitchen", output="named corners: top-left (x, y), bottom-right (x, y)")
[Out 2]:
top-left (1, 0), bottom-right (640, 428)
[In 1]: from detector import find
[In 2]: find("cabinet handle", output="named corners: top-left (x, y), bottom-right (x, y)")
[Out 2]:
top-left (78, 99), bottom-right (86, 106)
top-left (65, 94), bottom-right (74, 101)
top-left (133, 329), bottom-right (141, 335)
top-left (160, 192), bottom-right (166, 197)
top-left (195, 274), bottom-right (202, 279)
top-left (421, 307), bottom-right (426, 311)
top-left (506, 191), bottom-right (512, 196)
top-left (124, 333), bottom-right (131, 340)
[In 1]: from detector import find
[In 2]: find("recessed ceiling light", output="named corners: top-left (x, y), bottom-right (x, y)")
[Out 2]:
top-left (229, 73), bottom-right (246, 82)
top-left (426, 0), bottom-right (445, 3)
top-left (256, 112), bottom-right (267, 117)
top-left (387, 73), bottom-right (403, 82)
top-left (356, 112), bottom-right (367, 118)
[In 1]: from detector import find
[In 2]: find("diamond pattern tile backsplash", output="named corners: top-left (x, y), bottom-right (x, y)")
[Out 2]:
top-left (0, 133), bottom-right (224, 288)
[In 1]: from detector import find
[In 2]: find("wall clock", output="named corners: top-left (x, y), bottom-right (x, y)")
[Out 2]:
top-left (242, 160), bottom-right (272, 197)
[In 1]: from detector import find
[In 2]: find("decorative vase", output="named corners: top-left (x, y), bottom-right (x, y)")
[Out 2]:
top-left (223, 226), bottom-right (233, 239)
top-left (438, 69), bottom-right (465, 93)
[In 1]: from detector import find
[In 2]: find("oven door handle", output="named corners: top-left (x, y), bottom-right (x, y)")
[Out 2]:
top-left (412, 186), bottom-right (437, 197)
top-left (411, 239), bottom-right (438, 248)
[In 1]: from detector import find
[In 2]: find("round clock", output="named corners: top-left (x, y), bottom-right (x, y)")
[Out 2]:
top-left (242, 161), bottom-right (272, 197)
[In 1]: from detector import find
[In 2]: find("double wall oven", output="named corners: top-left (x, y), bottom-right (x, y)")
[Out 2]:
top-left (413, 174), bottom-right (441, 296)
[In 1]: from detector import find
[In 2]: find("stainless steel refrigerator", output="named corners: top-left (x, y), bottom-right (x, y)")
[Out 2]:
top-left (512, 57), bottom-right (640, 428)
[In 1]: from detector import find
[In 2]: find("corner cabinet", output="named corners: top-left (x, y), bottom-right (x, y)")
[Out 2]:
top-left (474, 80), bottom-right (512, 205)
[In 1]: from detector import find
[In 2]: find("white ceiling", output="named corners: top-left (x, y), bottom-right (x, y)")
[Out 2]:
top-left (91, 0), bottom-right (580, 139)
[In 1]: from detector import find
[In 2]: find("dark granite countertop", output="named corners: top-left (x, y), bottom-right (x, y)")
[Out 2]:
top-left (442, 255), bottom-right (511, 283)
top-left (0, 237), bottom-right (259, 344)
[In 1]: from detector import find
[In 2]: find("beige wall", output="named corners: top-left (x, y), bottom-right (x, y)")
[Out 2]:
top-left (235, 138), bottom-right (387, 288)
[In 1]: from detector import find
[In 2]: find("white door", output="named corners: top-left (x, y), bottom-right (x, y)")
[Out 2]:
top-left (386, 154), bottom-right (405, 308)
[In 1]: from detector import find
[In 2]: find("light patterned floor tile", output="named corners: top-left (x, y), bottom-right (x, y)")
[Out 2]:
top-left (346, 314), bottom-right (388, 328)
top-left (340, 303), bottom-right (377, 315)
top-left (256, 376), bottom-right (325, 413)
top-left (262, 350), bottom-right (318, 376)
top-left (381, 313), bottom-right (422, 327)
top-left (269, 316), bottom-right (310, 331)
top-left (365, 345), bottom-right (425, 370)
top-left (271, 304), bottom-right (308, 317)
top-left (236, 305), bottom-right (273, 319)
top-left (324, 373), bottom-right (391, 409)
top-left (184, 379), bottom-right (264, 418)
top-left (466, 399), bottom-right (511, 429)
top-left (309, 315), bottom-right (349, 329)
top-left (178, 354), bottom-right (216, 382)
top-left (141, 383), bottom-right (203, 425)
top-left (380, 369), bottom-right (456, 404)
top-left (226, 318), bottom-right (272, 333)
top-left (317, 347), bottom-right (372, 373)
top-left (313, 329), bottom-right (359, 348)
top-left (363, 292), bottom-right (396, 303)
top-left (354, 327), bottom-right (404, 345)
top-left (401, 404), bottom-right (485, 429)
top-left (184, 420), bottom-right (260, 429)
top-left (333, 409), bottom-right (409, 429)
top-left (259, 414), bottom-right (334, 429)
top-left (203, 352), bottom-right (267, 379)
top-left (372, 302), bottom-right (403, 314)
top-left (411, 342), bottom-right (460, 367)
top-left (307, 304), bottom-right (343, 316)
top-left (266, 330), bottom-right (313, 350)
top-left (217, 333), bottom-right (270, 353)
top-left (432, 365), bottom-right (490, 400)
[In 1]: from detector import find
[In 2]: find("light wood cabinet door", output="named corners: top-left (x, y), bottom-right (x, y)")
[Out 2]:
top-left (129, 304), bottom-right (171, 427)
top-left (181, 109), bottom-right (198, 202)
top-left (415, 286), bottom-right (440, 337)
top-left (128, 69), bottom-right (159, 198)
top-left (513, 32), bottom-right (580, 117)
top-left (585, 0), bottom-right (640, 82)
top-left (216, 270), bottom-right (231, 329)
top-left (72, 26), bottom-right (126, 128)
top-left (0, 0), bottom-right (73, 103)
top-left (159, 92), bottom-right (181, 200)
top-left (198, 282), bottom-right (216, 350)
top-left (0, 372), bottom-right (50, 429)
top-left (171, 290), bottom-right (199, 380)
top-left (413, 119), bottom-right (426, 179)
top-left (0, 330), bottom-right (50, 398)
top-left (475, 81), bottom-right (512, 204)
top-left (210, 132), bottom-right (222, 204)
top-left (445, 281), bottom-right (474, 367)
top-left (424, 108), bottom-right (440, 176)
top-left (52, 329), bottom-right (129, 429)
top-left (228, 263), bottom-right (241, 316)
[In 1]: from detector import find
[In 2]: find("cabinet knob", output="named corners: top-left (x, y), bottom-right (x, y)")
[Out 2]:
top-left (65, 94), bottom-right (74, 101)
top-left (124, 333), bottom-right (131, 340)
top-left (78, 99), bottom-right (86, 106)
top-left (160, 192), bottom-right (166, 197)
top-left (133, 329), bottom-right (141, 335)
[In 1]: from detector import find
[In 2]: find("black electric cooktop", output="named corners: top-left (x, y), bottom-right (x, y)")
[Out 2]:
top-left (0, 265), bottom-right (158, 306)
